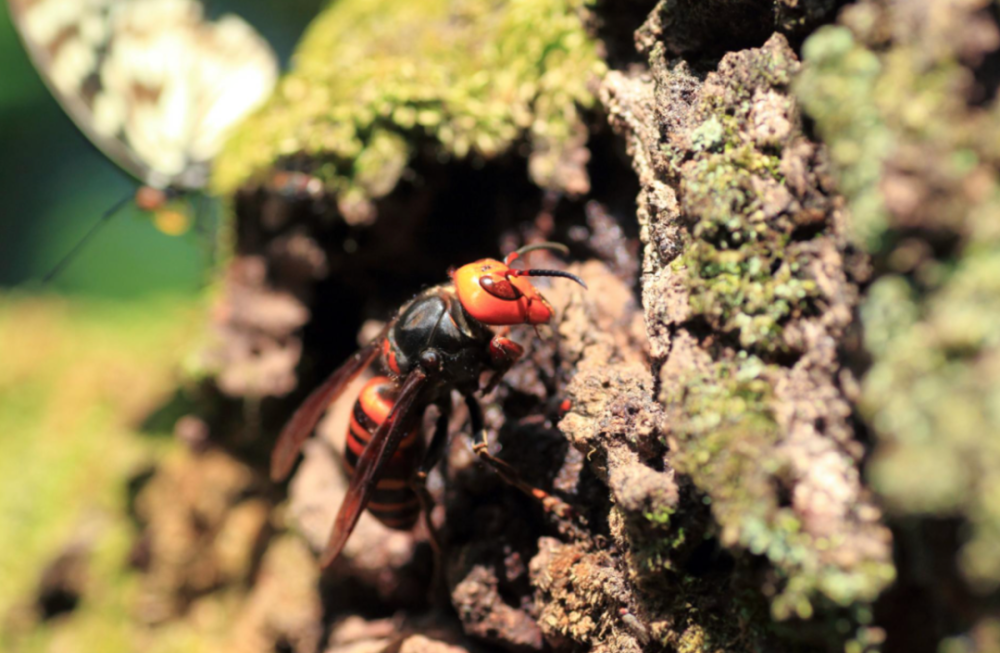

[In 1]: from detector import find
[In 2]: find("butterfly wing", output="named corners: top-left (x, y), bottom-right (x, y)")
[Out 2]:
top-left (7, 0), bottom-right (154, 184)
top-left (181, 13), bottom-right (277, 178)
top-left (6, 0), bottom-right (277, 189)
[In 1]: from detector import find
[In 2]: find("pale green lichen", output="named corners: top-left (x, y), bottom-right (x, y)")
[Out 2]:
top-left (668, 41), bottom-right (821, 355)
top-left (797, 8), bottom-right (1000, 594)
top-left (213, 0), bottom-right (605, 206)
top-left (794, 27), bottom-right (891, 250)
top-left (669, 362), bottom-right (895, 620)
top-left (674, 361), bottom-right (892, 619)
top-left (646, 35), bottom-right (894, 633)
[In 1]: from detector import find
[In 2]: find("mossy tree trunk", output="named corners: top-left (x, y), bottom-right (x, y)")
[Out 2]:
top-left (120, 1), bottom-right (1000, 652)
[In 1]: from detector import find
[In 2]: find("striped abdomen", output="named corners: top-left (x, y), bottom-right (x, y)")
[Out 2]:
top-left (343, 376), bottom-right (423, 530)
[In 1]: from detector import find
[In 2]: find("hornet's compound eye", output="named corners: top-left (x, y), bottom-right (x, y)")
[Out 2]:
top-left (479, 274), bottom-right (523, 301)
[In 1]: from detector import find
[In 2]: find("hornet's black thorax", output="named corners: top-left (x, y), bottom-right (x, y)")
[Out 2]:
top-left (385, 285), bottom-right (496, 394)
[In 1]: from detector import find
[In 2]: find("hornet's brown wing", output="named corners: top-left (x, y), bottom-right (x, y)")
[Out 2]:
top-left (320, 368), bottom-right (430, 567)
top-left (270, 335), bottom-right (384, 482)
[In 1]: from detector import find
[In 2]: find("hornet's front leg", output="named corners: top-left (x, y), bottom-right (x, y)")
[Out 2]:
top-left (465, 394), bottom-right (572, 520)
top-left (483, 329), bottom-right (523, 394)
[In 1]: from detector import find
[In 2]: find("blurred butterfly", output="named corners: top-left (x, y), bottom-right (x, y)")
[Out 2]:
top-left (7, 0), bottom-right (278, 278)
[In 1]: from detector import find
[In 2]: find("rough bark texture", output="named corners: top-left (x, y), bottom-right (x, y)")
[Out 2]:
top-left (12, 1), bottom-right (1000, 652)
top-left (600, 30), bottom-right (894, 625)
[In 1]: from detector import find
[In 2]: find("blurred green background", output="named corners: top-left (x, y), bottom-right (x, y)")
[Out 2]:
top-left (0, 0), bottom-right (323, 297)
top-left (0, 3), bottom-right (323, 650)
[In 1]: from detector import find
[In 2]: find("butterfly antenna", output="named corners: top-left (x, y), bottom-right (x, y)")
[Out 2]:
top-left (192, 192), bottom-right (209, 237)
top-left (43, 192), bottom-right (133, 283)
top-left (193, 193), bottom-right (219, 279)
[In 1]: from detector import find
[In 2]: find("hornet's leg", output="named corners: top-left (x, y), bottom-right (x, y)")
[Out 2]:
top-left (483, 331), bottom-right (523, 394)
top-left (465, 394), bottom-right (572, 519)
top-left (411, 399), bottom-right (452, 555)
top-left (412, 398), bottom-right (453, 605)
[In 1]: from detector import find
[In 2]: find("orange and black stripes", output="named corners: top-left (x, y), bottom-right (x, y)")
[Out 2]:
top-left (342, 377), bottom-right (423, 529)
top-left (381, 338), bottom-right (401, 375)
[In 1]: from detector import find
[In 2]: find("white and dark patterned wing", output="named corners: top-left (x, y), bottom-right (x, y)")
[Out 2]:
top-left (7, 0), bottom-right (277, 190)
top-left (8, 0), bottom-right (153, 183)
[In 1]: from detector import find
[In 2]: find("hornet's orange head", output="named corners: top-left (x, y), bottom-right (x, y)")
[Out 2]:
top-left (451, 243), bottom-right (587, 326)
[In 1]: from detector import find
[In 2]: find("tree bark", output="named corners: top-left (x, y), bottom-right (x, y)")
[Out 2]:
top-left (130, 1), bottom-right (1000, 652)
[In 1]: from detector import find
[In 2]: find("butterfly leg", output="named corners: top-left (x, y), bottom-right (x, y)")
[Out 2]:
top-left (192, 192), bottom-right (218, 274)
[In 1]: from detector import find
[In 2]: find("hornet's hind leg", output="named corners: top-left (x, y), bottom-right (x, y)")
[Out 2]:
top-left (411, 400), bottom-right (452, 555)
top-left (411, 398), bottom-right (453, 603)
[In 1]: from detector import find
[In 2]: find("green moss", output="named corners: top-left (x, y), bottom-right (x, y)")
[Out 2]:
top-left (633, 533), bottom-right (681, 574)
top-left (675, 623), bottom-right (707, 653)
top-left (669, 361), bottom-right (779, 537)
top-left (644, 506), bottom-right (675, 527)
top-left (682, 219), bottom-right (818, 354)
top-left (797, 6), bottom-right (1000, 593)
top-left (213, 0), bottom-right (605, 203)
top-left (630, 507), bottom-right (686, 574)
